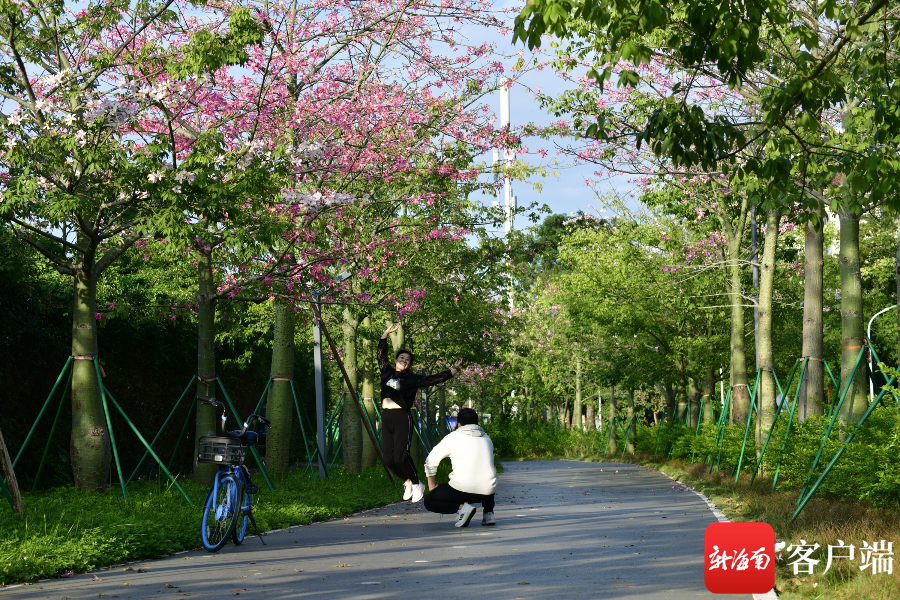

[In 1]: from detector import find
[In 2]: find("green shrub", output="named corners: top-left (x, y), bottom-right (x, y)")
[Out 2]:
top-left (486, 418), bottom-right (624, 458)
top-left (761, 403), bottom-right (900, 506)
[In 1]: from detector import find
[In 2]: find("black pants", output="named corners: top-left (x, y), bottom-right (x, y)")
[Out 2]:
top-left (424, 483), bottom-right (495, 514)
top-left (381, 409), bottom-right (419, 484)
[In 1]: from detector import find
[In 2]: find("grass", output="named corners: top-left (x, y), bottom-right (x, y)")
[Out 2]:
top-left (0, 459), bottom-right (470, 586)
top-left (521, 452), bottom-right (899, 600)
top-left (1, 456), bottom-right (504, 586)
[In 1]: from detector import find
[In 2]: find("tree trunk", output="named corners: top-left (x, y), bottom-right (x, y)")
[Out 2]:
top-left (70, 261), bottom-right (111, 491)
top-left (838, 210), bottom-right (867, 425)
top-left (194, 249), bottom-right (218, 485)
top-left (727, 235), bottom-right (752, 423)
top-left (0, 426), bottom-right (24, 516)
top-left (625, 389), bottom-right (635, 453)
top-left (341, 308), bottom-right (361, 472)
top-left (701, 367), bottom-right (716, 423)
top-left (607, 386), bottom-right (617, 454)
top-left (266, 297), bottom-right (294, 475)
top-left (655, 380), bottom-right (677, 420)
top-left (585, 399), bottom-right (596, 431)
top-left (564, 405), bottom-right (572, 430)
top-left (573, 355), bottom-right (583, 431)
top-left (688, 377), bottom-right (701, 429)
top-left (359, 316), bottom-right (377, 467)
top-left (757, 208), bottom-right (781, 446)
top-left (799, 212), bottom-right (826, 421)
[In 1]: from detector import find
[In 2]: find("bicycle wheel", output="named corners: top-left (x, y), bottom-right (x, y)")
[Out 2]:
top-left (232, 479), bottom-right (250, 545)
top-left (201, 474), bottom-right (239, 552)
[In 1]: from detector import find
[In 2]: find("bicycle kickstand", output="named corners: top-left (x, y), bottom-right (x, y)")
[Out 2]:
top-left (248, 510), bottom-right (266, 545)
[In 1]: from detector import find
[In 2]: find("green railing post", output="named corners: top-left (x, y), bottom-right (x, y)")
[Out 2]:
top-left (690, 396), bottom-right (709, 464)
top-left (329, 440), bottom-right (343, 469)
top-left (661, 412), bottom-right (676, 458)
top-left (167, 395), bottom-right (197, 472)
top-left (126, 375), bottom-right (196, 486)
top-left (96, 359), bottom-right (127, 500)
top-left (733, 371), bottom-right (762, 483)
top-left (712, 388), bottom-right (734, 474)
top-left (866, 340), bottom-right (900, 407)
top-left (822, 358), bottom-right (839, 391)
top-left (217, 380), bottom-right (276, 491)
top-left (30, 368), bottom-right (72, 494)
top-left (791, 374), bottom-right (897, 522)
top-left (328, 401), bottom-right (344, 464)
top-left (749, 358), bottom-right (804, 486)
top-left (772, 360), bottom-right (807, 490)
top-left (601, 417), bottom-right (614, 459)
top-left (357, 391), bottom-right (383, 448)
top-left (412, 408), bottom-right (432, 455)
top-left (823, 357), bottom-right (842, 419)
top-left (327, 392), bottom-right (344, 433)
top-left (705, 388), bottom-right (731, 469)
top-left (252, 378), bottom-right (273, 416)
top-left (797, 346), bottom-right (867, 503)
top-left (102, 387), bottom-right (193, 506)
top-left (289, 380), bottom-right (322, 479)
top-left (12, 357), bottom-right (72, 469)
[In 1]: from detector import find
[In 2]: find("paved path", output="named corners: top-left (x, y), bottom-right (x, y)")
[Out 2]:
top-left (6, 461), bottom-right (750, 599)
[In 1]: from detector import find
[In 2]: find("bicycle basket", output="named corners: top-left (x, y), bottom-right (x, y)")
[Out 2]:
top-left (197, 436), bottom-right (245, 465)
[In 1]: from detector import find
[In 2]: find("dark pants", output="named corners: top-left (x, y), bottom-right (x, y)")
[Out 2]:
top-left (381, 409), bottom-right (419, 484)
top-left (424, 483), bottom-right (495, 514)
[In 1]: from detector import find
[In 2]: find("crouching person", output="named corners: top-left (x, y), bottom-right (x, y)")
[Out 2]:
top-left (423, 408), bottom-right (497, 527)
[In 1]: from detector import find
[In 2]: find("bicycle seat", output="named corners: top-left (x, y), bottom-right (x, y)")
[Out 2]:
top-left (226, 430), bottom-right (258, 446)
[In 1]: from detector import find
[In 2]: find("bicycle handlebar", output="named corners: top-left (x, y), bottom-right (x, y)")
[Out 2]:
top-left (238, 414), bottom-right (272, 436)
top-left (199, 397), bottom-right (273, 436)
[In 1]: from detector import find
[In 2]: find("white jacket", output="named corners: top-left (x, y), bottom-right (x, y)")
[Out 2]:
top-left (424, 425), bottom-right (497, 495)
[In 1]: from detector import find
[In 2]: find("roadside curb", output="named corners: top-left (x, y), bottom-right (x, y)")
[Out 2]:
top-left (655, 468), bottom-right (778, 600)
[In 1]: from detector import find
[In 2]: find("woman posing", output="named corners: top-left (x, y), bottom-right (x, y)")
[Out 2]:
top-left (378, 324), bottom-right (462, 502)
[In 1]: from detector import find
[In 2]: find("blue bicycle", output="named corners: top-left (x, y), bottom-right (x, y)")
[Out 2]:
top-left (197, 397), bottom-right (270, 552)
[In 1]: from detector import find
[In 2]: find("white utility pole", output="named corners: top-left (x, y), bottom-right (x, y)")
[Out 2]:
top-left (598, 390), bottom-right (602, 431)
top-left (720, 367), bottom-right (725, 406)
top-left (491, 81), bottom-right (517, 309)
top-left (500, 83), bottom-right (516, 235)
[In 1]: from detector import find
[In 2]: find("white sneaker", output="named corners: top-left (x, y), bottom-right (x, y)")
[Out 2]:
top-left (482, 512), bottom-right (496, 526)
top-left (410, 483), bottom-right (425, 503)
top-left (455, 503), bottom-right (477, 528)
top-left (402, 480), bottom-right (413, 501)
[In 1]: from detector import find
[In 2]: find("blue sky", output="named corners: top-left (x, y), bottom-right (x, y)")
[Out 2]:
top-left (464, 3), bottom-right (627, 235)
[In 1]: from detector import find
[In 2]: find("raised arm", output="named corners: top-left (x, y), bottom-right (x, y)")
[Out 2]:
top-left (377, 324), bottom-right (401, 372)
top-left (416, 370), bottom-right (453, 388)
top-left (377, 337), bottom-right (390, 372)
top-left (392, 359), bottom-right (464, 392)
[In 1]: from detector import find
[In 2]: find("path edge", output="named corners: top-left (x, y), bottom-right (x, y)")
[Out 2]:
top-left (654, 468), bottom-right (778, 600)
